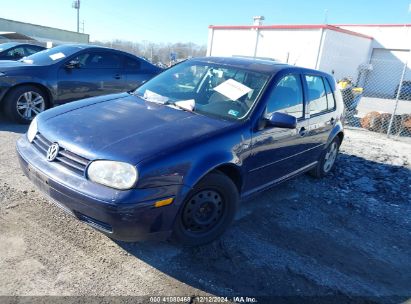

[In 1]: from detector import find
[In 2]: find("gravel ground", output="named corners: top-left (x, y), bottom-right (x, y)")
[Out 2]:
top-left (0, 115), bottom-right (410, 303)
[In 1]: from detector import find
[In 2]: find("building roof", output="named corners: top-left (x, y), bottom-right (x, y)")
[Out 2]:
top-left (208, 24), bottom-right (373, 39)
top-left (335, 24), bottom-right (411, 27)
top-left (0, 32), bottom-right (35, 40)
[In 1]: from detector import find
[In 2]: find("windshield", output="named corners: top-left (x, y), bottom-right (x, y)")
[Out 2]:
top-left (134, 60), bottom-right (270, 120)
top-left (18, 45), bottom-right (81, 65)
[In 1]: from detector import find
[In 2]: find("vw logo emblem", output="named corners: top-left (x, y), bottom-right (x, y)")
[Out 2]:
top-left (46, 143), bottom-right (59, 162)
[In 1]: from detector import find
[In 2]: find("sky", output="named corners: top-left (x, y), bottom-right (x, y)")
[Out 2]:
top-left (1, 0), bottom-right (411, 45)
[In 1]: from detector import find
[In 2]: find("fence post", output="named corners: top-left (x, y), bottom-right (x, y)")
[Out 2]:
top-left (387, 59), bottom-right (408, 137)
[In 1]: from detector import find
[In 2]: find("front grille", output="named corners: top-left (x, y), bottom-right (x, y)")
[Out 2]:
top-left (32, 133), bottom-right (90, 174)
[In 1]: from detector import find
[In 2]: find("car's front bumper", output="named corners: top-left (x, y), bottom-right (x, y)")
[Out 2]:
top-left (16, 135), bottom-right (188, 242)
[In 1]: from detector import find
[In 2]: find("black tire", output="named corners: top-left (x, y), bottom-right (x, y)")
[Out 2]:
top-left (172, 172), bottom-right (239, 246)
top-left (309, 136), bottom-right (341, 178)
top-left (4, 85), bottom-right (48, 124)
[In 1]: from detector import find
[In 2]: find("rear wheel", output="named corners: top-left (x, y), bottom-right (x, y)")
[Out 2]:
top-left (4, 85), bottom-right (47, 124)
top-left (309, 136), bottom-right (341, 178)
top-left (172, 172), bottom-right (239, 246)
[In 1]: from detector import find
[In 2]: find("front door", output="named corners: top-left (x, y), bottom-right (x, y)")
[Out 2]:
top-left (244, 74), bottom-right (312, 193)
top-left (57, 51), bottom-right (125, 103)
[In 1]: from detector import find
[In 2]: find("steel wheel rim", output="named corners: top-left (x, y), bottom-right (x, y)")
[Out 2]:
top-left (323, 142), bottom-right (338, 172)
top-left (182, 189), bottom-right (225, 234)
top-left (16, 91), bottom-right (45, 120)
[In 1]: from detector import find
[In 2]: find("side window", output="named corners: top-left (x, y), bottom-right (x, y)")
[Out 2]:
top-left (24, 46), bottom-right (43, 56)
top-left (7, 47), bottom-right (25, 58)
top-left (324, 78), bottom-right (336, 110)
top-left (305, 75), bottom-right (328, 116)
top-left (266, 74), bottom-right (304, 118)
top-left (72, 52), bottom-right (121, 69)
top-left (125, 57), bottom-right (141, 70)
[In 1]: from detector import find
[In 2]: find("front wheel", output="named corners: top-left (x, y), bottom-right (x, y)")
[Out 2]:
top-left (309, 136), bottom-right (341, 178)
top-left (172, 172), bottom-right (239, 246)
top-left (4, 85), bottom-right (47, 124)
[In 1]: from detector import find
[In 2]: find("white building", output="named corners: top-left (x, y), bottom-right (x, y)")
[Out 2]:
top-left (207, 23), bottom-right (411, 97)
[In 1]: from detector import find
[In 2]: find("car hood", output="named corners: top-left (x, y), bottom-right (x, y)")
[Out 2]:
top-left (38, 93), bottom-right (232, 164)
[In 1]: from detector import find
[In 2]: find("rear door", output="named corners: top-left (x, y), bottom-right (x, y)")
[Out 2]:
top-left (56, 50), bottom-right (126, 103)
top-left (245, 73), bottom-right (312, 192)
top-left (303, 75), bottom-right (337, 160)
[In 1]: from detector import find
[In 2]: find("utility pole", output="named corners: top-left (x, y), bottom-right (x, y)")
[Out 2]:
top-left (72, 0), bottom-right (80, 32)
top-left (324, 9), bottom-right (329, 24)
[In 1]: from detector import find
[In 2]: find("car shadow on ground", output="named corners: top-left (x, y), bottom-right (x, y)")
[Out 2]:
top-left (116, 153), bottom-right (411, 304)
top-left (0, 114), bottom-right (28, 134)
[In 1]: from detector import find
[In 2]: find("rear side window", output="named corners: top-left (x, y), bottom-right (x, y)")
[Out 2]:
top-left (266, 74), bottom-right (304, 118)
top-left (305, 75), bottom-right (328, 116)
top-left (74, 52), bottom-right (121, 69)
top-left (125, 56), bottom-right (141, 70)
top-left (324, 78), bottom-right (336, 110)
top-left (24, 46), bottom-right (44, 56)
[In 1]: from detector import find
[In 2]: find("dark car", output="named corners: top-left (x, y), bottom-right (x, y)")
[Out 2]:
top-left (17, 57), bottom-right (344, 245)
top-left (394, 80), bottom-right (411, 100)
top-left (0, 42), bottom-right (46, 61)
top-left (0, 44), bottom-right (162, 123)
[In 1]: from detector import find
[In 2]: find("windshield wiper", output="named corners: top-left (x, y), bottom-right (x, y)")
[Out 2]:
top-left (164, 101), bottom-right (189, 112)
top-left (130, 91), bottom-right (163, 104)
top-left (131, 91), bottom-right (195, 112)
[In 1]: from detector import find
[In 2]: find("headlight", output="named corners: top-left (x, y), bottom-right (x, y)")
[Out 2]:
top-left (87, 160), bottom-right (138, 190)
top-left (27, 116), bottom-right (38, 143)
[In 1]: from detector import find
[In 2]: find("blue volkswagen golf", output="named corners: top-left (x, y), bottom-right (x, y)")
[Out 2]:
top-left (17, 57), bottom-right (344, 245)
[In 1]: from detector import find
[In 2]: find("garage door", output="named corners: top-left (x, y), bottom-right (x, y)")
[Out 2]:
top-left (364, 49), bottom-right (410, 98)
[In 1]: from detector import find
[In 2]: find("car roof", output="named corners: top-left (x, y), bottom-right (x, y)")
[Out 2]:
top-left (192, 56), bottom-right (332, 77)
top-left (55, 44), bottom-right (143, 58)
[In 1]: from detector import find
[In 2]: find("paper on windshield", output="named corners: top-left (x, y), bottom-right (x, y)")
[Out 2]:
top-left (143, 89), bottom-right (169, 103)
top-left (49, 52), bottom-right (66, 61)
top-left (213, 79), bottom-right (252, 101)
top-left (174, 99), bottom-right (195, 111)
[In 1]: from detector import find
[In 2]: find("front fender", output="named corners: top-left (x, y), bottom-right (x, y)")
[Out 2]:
top-left (182, 151), bottom-right (242, 189)
top-left (136, 123), bottom-right (251, 191)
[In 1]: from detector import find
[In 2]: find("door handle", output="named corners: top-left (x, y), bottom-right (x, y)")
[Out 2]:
top-left (299, 127), bottom-right (307, 137)
top-left (329, 117), bottom-right (335, 125)
top-left (114, 74), bottom-right (121, 79)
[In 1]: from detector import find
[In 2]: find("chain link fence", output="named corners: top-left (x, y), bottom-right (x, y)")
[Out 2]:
top-left (324, 45), bottom-right (411, 138)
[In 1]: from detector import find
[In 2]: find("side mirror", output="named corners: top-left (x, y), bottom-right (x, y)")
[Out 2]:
top-left (65, 60), bottom-right (80, 69)
top-left (266, 112), bottom-right (297, 129)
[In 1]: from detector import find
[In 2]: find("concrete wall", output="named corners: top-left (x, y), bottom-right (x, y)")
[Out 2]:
top-left (0, 18), bottom-right (89, 44)
top-left (338, 25), bottom-right (411, 95)
top-left (338, 25), bottom-right (411, 50)
top-left (318, 29), bottom-right (372, 82)
top-left (207, 28), bottom-right (257, 57)
top-left (207, 27), bottom-right (322, 69)
top-left (255, 28), bottom-right (322, 68)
